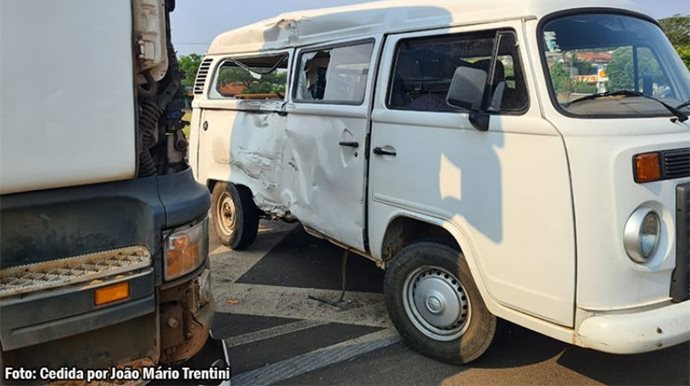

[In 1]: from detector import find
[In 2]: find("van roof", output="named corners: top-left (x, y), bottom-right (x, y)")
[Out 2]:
top-left (207, 0), bottom-right (651, 55)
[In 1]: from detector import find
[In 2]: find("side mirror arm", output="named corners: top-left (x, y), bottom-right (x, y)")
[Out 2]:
top-left (469, 111), bottom-right (490, 132)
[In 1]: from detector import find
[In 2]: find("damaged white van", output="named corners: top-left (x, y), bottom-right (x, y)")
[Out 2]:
top-left (191, 0), bottom-right (690, 364)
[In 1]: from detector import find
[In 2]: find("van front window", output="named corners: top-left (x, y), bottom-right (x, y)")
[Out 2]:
top-left (541, 13), bottom-right (690, 118)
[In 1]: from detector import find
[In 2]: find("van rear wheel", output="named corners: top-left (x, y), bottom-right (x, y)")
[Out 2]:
top-left (211, 182), bottom-right (258, 250)
top-left (384, 242), bottom-right (496, 364)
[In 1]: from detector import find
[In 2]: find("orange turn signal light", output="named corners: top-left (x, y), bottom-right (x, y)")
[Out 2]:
top-left (634, 152), bottom-right (661, 183)
top-left (95, 282), bottom-right (130, 306)
top-left (165, 233), bottom-right (203, 280)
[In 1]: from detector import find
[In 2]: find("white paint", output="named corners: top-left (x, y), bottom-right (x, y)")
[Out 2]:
top-left (231, 329), bottom-right (399, 386)
top-left (207, 0), bottom-right (651, 55)
top-left (369, 21), bottom-right (575, 326)
top-left (192, 0), bottom-right (690, 357)
top-left (576, 300), bottom-right (690, 354)
top-left (225, 320), bottom-right (328, 348)
top-left (439, 153), bottom-right (462, 201)
top-left (0, 0), bottom-right (138, 194)
top-left (521, 20), bottom-right (690, 318)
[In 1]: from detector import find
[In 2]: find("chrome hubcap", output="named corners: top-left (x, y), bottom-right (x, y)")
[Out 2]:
top-left (403, 266), bottom-right (470, 341)
top-left (216, 192), bottom-right (236, 237)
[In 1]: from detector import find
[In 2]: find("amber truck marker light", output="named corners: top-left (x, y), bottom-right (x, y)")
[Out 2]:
top-left (634, 153), bottom-right (661, 183)
top-left (95, 282), bottom-right (130, 305)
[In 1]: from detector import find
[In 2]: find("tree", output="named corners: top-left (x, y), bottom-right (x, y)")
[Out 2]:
top-left (659, 15), bottom-right (690, 70)
top-left (678, 46), bottom-right (690, 69)
top-left (178, 53), bottom-right (202, 88)
top-left (549, 61), bottom-right (572, 93)
top-left (214, 65), bottom-right (288, 97)
top-left (659, 15), bottom-right (690, 47)
top-left (607, 47), bottom-right (665, 90)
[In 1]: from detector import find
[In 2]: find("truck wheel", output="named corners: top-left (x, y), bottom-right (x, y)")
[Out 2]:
top-left (384, 242), bottom-right (496, 364)
top-left (211, 182), bottom-right (258, 250)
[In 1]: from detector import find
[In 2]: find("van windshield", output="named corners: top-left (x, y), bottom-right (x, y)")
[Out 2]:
top-left (541, 13), bottom-right (690, 118)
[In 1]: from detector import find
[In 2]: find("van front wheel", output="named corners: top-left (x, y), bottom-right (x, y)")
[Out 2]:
top-left (384, 242), bottom-right (496, 364)
top-left (211, 182), bottom-right (258, 250)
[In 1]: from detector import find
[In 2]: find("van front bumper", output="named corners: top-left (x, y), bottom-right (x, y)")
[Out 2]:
top-left (576, 300), bottom-right (690, 354)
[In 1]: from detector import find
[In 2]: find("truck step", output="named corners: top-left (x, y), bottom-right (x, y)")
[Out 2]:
top-left (0, 246), bottom-right (151, 298)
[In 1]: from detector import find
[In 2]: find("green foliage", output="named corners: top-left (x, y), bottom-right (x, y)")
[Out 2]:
top-left (246, 71), bottom-right (287, 94)
top-left (573, 82), bottom-right (597, 94)
top-left (571, 56), bottom-right (594, 76)
top-left (178, 53), bottom-right (202, 88)
top-left (549, 61), bottom-right (572, 93)
top-left (678, 46), bottom-right (690, 69)
top-left (660, 15), bottom-right (690, 70)
top-left (606, 48), bottom-right (634, 90)
top-left (217, 66), bottom-right (254, 87)
top-left (217, 65), bottom-right (287, 95)
top-left (606, 47), bottom-right (665, 90)
top-left (549, 61), bottom-right (597, 96)
top-left (659, 15), bottom-right (690, 47)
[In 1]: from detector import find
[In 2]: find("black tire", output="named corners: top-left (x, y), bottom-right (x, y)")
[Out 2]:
top-left (211, 182), bottom-right (259, 250)
top-left (384, 242), bottom-right (496, 364)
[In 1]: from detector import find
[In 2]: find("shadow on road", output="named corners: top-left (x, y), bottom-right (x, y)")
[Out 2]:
top-left (211, 221), bottom-right (689, 385)
top-left (471, 323), bottom-right (689, 385)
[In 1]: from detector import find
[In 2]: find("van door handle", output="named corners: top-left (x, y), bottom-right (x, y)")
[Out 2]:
top-left (338, 141), bottom-right (359, 148)
top-left (373, 146), bottom-right (397, 157)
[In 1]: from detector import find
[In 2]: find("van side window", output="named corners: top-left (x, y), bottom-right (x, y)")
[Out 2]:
top-left (389, 31), bottom-right (528, 113)
top-left (210, 54), bottom-right (289, 100)
top-left (295, 42), bottom-right (374, 104)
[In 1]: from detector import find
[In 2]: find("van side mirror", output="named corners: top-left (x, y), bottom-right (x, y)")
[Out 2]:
top-left (446, 66), bottom-right (490, 131)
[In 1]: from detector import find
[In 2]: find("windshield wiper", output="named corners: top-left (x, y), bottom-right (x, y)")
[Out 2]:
top-left (567, 90), bottom-right (689, 123)
top-left (677, 100), bottom-right (690, 110)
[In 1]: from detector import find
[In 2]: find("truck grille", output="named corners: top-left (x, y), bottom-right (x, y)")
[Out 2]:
top-left (0, 246), bottom-right (151, 298)
top-left (671, 183), bottom-right (690, 302)
top-left (662, 148), bottom-right (690, 180)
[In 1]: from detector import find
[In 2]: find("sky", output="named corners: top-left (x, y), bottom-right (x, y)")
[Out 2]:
top-left (171, 0), bottom-right (690, 55)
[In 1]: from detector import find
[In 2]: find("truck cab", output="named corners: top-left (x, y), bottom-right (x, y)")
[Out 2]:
top-left (0, 0), bottom-right (229, 382)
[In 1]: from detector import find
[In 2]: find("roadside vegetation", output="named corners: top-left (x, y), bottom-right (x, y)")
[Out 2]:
top-left (660, 15), bottom-right (690, 69)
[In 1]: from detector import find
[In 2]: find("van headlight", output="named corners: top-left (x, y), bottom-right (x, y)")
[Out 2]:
top-left (164, 218), bottom-right (209, 280)
top-left (624, 207), bottom-right (661, 264)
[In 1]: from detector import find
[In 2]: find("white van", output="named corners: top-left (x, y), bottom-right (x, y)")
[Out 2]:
top-left (191, 0), bottom-right (690, 363)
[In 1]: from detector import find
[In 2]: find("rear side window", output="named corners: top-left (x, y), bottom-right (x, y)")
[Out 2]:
top-left (388, 30), bottom-right (528, 113)
top-left (295, 42), bottom-right (374, 104)
top-left (210, 54), bottom-right (289, 100)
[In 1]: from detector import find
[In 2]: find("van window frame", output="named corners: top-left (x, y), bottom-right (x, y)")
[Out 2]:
top-left (385, 28), bottom-right (530, 116)
top-left (292, 38), bottom-right (376, 106)
top-left (536, 8), bottom-right (684, 120)
top-left (208, 51), bottom-right (291, 102)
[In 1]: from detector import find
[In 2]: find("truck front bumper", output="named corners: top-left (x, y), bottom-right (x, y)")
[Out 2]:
top-left (576, 300), bottom-right (690, 354)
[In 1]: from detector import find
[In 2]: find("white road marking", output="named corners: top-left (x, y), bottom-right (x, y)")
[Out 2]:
top-left (209, 221), bottom-right (396, 383)
top-left (225, 319), bottom-right (329, 348)
top-left (231, 329), bottom-right (400, 386)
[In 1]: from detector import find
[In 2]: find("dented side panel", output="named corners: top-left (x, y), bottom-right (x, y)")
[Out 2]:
top-left (281, 105), bottom-right (368, 251)
top-left (196, 99), bottom-right (290, 216)
top-left (193, 39), bottom-right (381, 251)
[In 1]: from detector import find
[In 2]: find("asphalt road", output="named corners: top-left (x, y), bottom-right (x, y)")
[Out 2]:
top-left (208, 221), bottom-right (690, 386)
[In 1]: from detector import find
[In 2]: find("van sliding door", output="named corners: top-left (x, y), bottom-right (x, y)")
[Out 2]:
top-left (283, 38), bottom-right (382, 252)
